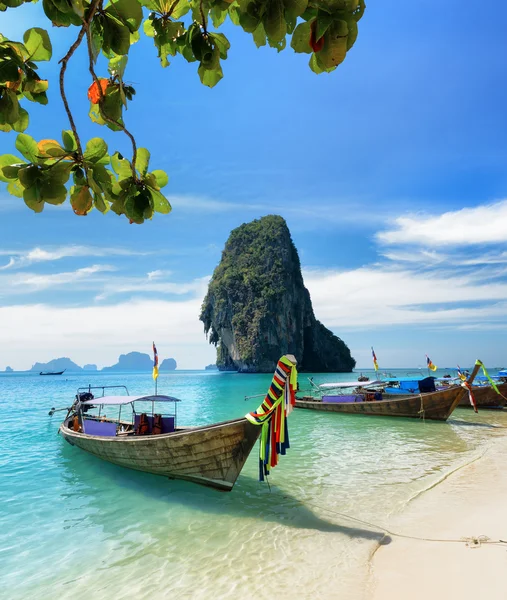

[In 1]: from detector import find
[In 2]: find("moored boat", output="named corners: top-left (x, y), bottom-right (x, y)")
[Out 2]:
top-left (458, 382), bottom-right (507, 409)
top-left (58, 355), bottom-right (298, 491)
top-left (295, 362), bottom-right (481, 421)
top-left (40, 369), bottom-right (66, 375)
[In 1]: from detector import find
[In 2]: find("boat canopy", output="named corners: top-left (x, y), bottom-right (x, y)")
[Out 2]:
top-left (81, 394), bottom-right (182, 406)
top-left (318, 380), bottom-right (384, 389)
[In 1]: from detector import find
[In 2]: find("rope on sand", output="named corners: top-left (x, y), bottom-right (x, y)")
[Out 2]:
top-left (301, 501), bottom-right (507, 548)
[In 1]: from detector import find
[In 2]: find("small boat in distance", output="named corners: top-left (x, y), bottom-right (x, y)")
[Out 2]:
top-left (40, 369), bottom-right (66, 376)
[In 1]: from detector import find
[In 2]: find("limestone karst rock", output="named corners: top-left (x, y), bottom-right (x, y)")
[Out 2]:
top-left (200, 215), bottom-right (355, 373)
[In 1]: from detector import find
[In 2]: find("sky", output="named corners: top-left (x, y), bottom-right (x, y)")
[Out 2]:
top-left (1, 1), bottom-right (507, 370)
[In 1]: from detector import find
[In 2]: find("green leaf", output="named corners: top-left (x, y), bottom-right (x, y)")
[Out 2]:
top-left (23, 183), bottom-right (44, 212)
top-left (18, 165), bottom-right (40, 188)
top-left (62, 130), bottom-right (78, 152)
top-left (46, 162), bottom-right (73, 185)
top-left (15, 133), bottom-right (39, 163)
top-left (70, 185), bottom-right (93, 215)
top-left (315, 11), bottom-right (334, 40)
top-left (23, 28), bottom-right (52, 62)
top-left (210, 6), bottom-right (227, 28)
top-left (12, 108), bottom-right (29, 133)
top-left (93, 192), bottom-right (109, 214)
top-left (283, 0), bottom-right (307, 18)
top-left (136, 148), bottom-right (150, 176)
top-left (83, 138), bottom-right (109, 163)
top-left (104, 16), bottom-right (131, 56)
top-left (124, 188), bottom-right (153, 223)
top-left (318, 21), bottom-right (348, 69)
top-left (252, 23), bottom-right (267, 48)
top-left (0, 89), bottom-right (19, 125)
top-left (291, 21), bottom-right (312, 53)
top-left (148, 186), bottom-right (171, 214)
top-left (70, 0), bottom-right (84, 16)
top-left (23, 91), bottom-right (49, 105)
top-left (263, 0), bottom-right (286, 43)
top-left (108, 55), bottom-right (128, 79)
top-left (0, 154), bottom-right (26, 183)
top-left (105, 0), bottom-right (143, 33)
top-left (211, 33), bottom-right (230, 59)
top-left (111, 152), bottom-right (132, 180)
top-left (7, 179), bottom-right (24, 198)
top-left (40, 179), bottom-right (67, 205)
top-left (346, 17), bottom-right (358, 50)
top-left (198, 62), bottom-right (223, 88)
top-left (150, 169), bottom-right (168, 189)
top-left (23, 78), bottom-right (49, 94)
top-left (0, 59), bottom-right (20, 83)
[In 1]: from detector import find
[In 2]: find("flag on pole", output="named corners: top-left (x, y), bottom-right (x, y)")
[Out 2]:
top-left (426, 355), bottom-right (437, 371)
top-left (152, 342), bottom-right (159, 380)
top-left (371, 347), bottom-right (379, 372)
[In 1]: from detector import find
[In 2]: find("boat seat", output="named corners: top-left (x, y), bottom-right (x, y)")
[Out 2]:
top-left (83, 419), bottom-right (117, 437)
top-left (133, 415), bottom-right (175, 434)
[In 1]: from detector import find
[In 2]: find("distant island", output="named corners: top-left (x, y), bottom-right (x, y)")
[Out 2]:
top-left (30, 357), bottom-right (82, 373)
top-left (205, 364), bottom-right (218, 370)
top-left (5, 366), bottom-right (13, 372)
top-left (27, 351), bottom-right (177, 372)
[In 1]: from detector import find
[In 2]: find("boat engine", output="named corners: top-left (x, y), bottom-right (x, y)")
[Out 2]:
top-left (75, 392), bottom-right (94, 412)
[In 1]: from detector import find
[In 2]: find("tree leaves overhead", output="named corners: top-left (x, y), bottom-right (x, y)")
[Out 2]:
top-left (0, 0), bottom-right (366, 222)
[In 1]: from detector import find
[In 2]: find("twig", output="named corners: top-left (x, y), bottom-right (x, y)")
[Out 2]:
top-left (58, 0), bottom-right (102, 180)
top-left (199, 0), bottom-right (208, 34)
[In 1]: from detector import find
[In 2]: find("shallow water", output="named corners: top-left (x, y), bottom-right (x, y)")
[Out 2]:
top-left (1, 370), bottom-right (507, 599)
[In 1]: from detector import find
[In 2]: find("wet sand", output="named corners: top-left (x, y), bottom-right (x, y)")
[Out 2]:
top-left (370, 433), bottom-right (507, 600)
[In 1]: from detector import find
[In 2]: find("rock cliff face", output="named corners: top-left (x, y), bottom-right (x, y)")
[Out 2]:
top-left (200, 215), bottom-right (355, 373)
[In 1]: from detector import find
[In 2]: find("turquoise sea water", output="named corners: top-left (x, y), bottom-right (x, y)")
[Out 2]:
top-left (2, 369), bottom-right (507, 599)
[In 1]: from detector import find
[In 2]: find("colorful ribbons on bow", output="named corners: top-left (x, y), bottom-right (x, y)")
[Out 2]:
top-left (475, 360), bottom-right (500, 394)
top-left (246, 355), bottom-right (298, 481)
top-left (461, 380), bottom-right (478, 413)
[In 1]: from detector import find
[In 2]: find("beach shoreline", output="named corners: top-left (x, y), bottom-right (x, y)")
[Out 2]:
top-left (368, 429), bottom-right (507, 600)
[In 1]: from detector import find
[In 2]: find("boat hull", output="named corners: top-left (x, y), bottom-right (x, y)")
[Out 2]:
top-left (60, 418), bottom-right (260, 491)
top-left (458, 382), bottom-right (507, 409)
top-left (295, 386), bottom-right (465, 421)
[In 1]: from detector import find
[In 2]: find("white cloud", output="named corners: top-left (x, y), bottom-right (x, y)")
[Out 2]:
top-left (377, 199), bottom-right (507, 246)
top-left (1, 265), bottom-right (116, 293)
top-left (0, 245), bottom-right (144, 270)
top-left (302, 265), bottom-right (507, 328)
top-left (94, 275), bottom-right (210, 300)
top-left (0, 298), bottom-right (216, 371)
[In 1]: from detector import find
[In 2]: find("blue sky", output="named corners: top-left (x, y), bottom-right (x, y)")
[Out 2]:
top-left (1, 1), bottom-right (507, 370)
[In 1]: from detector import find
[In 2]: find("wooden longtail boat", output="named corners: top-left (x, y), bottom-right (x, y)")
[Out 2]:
top-left (458, 382), bottom-right (507, 409)
top-left (58, 355), bottom-right (297, 491)
top-left (40, 369), bottom-right (65, 375)
top-left (295, 363), bottom-right (481, 421)
top-left (60, 404), bottom-right (260, 491)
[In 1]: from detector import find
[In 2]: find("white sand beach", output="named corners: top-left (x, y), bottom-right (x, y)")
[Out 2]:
top-left (370, 431), bottom-right (507, 600)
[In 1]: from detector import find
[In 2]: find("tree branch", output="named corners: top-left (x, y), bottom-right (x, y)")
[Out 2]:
top-left (58, 0), bottom-right (103, 174)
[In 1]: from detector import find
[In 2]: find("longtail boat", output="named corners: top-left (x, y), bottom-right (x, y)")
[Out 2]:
top-left (295, 362), bottom-right (481, 421)
top-left (40, 369), bottom-right (65, 375)
top-left (458, 382), bottom-right (507, 409)
top-left (57, 355), bottom-right (297, 491)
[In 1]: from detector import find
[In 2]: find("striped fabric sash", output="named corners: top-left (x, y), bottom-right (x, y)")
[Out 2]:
top-left (245, 355), bottom-right (298, 481)
top-left (475, 360), bottom-right (500, 394)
